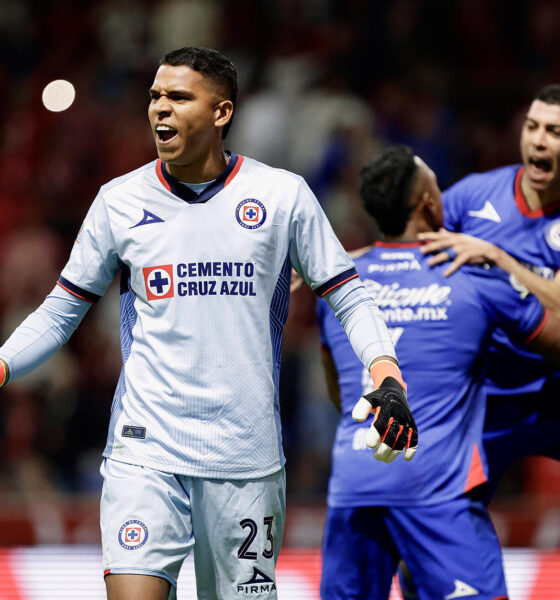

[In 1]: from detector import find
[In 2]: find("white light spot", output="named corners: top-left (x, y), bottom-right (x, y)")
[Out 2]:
top-left (42, 79), bottom-right (76, 112)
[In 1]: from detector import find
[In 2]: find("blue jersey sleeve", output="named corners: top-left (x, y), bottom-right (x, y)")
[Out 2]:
top-left (465, 265), bottom-right (546, 342)
top-left (442, 175), bottom-right (476, 231)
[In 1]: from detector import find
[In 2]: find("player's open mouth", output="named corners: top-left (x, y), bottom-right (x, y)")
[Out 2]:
top-left (156, 125), bottom-right (178, 143)
top-left (528, 156), bottom-right (552, 173)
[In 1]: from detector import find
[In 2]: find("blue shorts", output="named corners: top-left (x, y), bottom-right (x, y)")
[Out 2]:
top-left (321, 496), bottom-right (507, 600)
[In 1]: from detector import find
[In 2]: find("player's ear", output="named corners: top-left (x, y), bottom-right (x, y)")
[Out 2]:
top-left (420, 189), bottom-right (437, 215)
top-left (214, 100), bottom-right (234, 130)
top-left (420, 189), bottom-right (433, 208)
top-left (421, 189), bottom-right (443, 230)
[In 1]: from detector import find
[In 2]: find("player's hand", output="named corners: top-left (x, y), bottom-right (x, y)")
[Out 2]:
top-left (418, 228), bottom-right (499, 276)
top-left (352, 376), bottom-right (418, 463)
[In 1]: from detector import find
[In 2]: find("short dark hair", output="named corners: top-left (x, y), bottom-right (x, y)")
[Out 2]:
top-left (360, 145), bottom-right (418, 236)
top-left (534, 84), bottom-right (560, 106)
top-left (159, 47), bottom-right (238, 139)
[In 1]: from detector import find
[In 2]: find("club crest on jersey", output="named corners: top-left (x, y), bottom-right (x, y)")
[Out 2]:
top-left (118, 519), bottom-right (148, 550)
top-left (545, 220), bottom-right (560, 251)
top-left (236, 199), bottom-right (266, 229)
top-left (143, 265), bottom-right (174, 300)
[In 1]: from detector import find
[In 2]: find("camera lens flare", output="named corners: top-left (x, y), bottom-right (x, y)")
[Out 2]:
top-left (42, 79), bottom-right (76, 112)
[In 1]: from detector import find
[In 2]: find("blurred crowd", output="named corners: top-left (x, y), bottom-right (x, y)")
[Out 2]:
top-left (1, 0), bottom-right (560, 518)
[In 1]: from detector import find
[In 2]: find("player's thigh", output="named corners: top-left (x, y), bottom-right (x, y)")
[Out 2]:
top-left (100, 458), bottom-right (194, 597)
top-left (388, 497), bottom-right (507, 600)
top-left (105, 573), bottom-right (171, 600)
top-left (191, 468), bottom-right (286, 600)
top-left (320, 506), bottom-right (397, 600)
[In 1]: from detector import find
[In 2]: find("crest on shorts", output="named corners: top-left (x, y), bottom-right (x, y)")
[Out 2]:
top-left (118, 519), bottom-right (149, 550)
top-left (545, 220), bottom-right (560, 251)
top-left (236, 199), bottom-right (267, 229)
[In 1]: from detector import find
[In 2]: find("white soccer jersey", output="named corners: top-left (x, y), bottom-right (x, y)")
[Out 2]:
top-left (58, 153), bottom-right (371, 478)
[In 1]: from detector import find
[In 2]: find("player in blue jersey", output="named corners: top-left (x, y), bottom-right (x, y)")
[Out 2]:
top-left (418, 84), bottom-right (560, 497)
top-left (0, 48), bottom-right (417, 600)
top-left (317, 145), bottom-right (560, 600)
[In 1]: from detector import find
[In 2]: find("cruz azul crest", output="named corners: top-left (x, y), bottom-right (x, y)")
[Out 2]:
top-left (236, 199), bottom-right (267, 229)
top-left (118, 519), bottom-right (148, 550)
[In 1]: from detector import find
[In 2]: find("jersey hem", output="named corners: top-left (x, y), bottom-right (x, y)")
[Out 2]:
top-left (103, 453), bottom-right (285, 480)
top-left (327, 489), bottom-right (466, 508)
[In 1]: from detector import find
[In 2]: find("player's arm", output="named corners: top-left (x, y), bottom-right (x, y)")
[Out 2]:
top-left (0, 285), bottom-right (92, 387)
top-left (489, 250), bottom-right (560, 321)
top-left (324, 278), bottom-right (417, 462)
top-left (525, 311), bottom-right (560, 367)
top-left (289, 179), bottom-right (417, 461)
top-left (419, 228), bottom-right (560, 319)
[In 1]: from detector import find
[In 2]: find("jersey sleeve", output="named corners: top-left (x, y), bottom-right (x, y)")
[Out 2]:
top-left (0, 285), bottom-right (91, 381)
top-left (58, 191), bottom-right (121, 302)
top-left (467, 265), bottom-right (547, 342)
top-left (288, 179), bottom-right (358, 296)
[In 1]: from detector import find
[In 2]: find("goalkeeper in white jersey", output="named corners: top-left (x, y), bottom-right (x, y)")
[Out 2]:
top-left (0, 47), bottom-right (417, 600)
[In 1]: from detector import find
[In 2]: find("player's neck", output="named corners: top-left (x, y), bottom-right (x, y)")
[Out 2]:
top-left (520, 173), bottom-right (560, 211)
top-left (165, 148), bottom-right (229, 183)
top-left (386, 220), bottom-right (430, 243)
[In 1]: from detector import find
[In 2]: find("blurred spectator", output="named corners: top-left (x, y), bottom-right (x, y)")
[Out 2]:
top-left (149, 0), bottom-right (222, 60)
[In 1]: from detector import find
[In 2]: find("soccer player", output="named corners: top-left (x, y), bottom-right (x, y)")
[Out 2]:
top-left (0, 48), bottom-right (417, 600)
top-left (418, 83), bottom-right (560, 495)
top-left (317, 145), bottom-right (560, 600)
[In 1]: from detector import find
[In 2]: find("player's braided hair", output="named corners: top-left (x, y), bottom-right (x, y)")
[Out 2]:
top-left (160, 47), bottom-right (238, 139)
top-left (534, 84), bottom-right (560, 106)
top-left (360, 145), bottom-right (417, 237)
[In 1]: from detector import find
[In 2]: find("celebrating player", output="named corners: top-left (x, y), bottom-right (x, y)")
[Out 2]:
top-left (418, 83), bottom-right (560, 496)
top-left (317, 145), bottom-right (560, 600)
top-left (0, 47), bottom-right (415, 600)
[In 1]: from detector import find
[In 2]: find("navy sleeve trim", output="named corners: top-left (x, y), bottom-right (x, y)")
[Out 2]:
top-left (315, 267), bottom-right (359, 297)
top-left (57, 277), bottom-right (101, 304)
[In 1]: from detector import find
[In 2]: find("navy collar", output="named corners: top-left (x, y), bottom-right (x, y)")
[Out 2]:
top-left (156, 151), bottom-right (243, 204)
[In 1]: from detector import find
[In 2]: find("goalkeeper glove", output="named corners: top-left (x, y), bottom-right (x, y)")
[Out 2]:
top-left (0, 359), bottom-right (9, 388)
top-left (352, 376), bottom-right (418, 463)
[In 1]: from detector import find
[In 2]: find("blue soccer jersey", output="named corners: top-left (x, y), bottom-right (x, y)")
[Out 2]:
top-left (443, 165), bottom-right (560, 396)
top-left (317, 242), bottom-right (546, 507)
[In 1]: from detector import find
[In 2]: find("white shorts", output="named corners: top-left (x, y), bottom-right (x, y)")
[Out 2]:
top-left (100, 458), bottom-right (286, 599)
